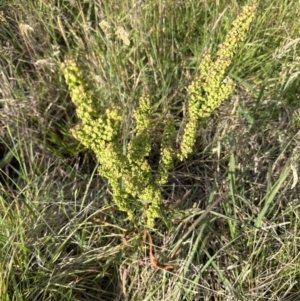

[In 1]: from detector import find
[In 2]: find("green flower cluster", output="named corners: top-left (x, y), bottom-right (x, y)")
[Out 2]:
top-left (178, 4), bottom-right (257, 160)
top-left (62, 61), bottom-right (175, 226)
top-left (62, 57), bottom-right (133, 220)
top-left (62, 3), bottom-right (256, 227)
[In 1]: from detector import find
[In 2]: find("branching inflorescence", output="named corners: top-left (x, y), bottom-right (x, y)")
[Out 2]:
top-left (178, 3), bottom-right (257, 160)
top-left (62, 4), bottom-right (256, 227)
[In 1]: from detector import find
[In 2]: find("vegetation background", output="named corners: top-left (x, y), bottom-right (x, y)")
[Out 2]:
top-left (0, 0), bottom-right (300, 300)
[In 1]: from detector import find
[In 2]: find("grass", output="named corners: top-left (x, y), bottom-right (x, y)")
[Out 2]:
top-left (1, 0), bottom-right (300, 300)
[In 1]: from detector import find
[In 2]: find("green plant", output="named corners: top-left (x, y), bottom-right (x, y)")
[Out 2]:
top-left (62, 3), bottom-right (257, 228)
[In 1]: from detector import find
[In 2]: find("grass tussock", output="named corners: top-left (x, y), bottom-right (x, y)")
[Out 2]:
top-left (1, 0), bottom-right (300, 300)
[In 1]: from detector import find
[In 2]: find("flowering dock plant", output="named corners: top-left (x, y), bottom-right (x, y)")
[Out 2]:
top-left (62, 4), bottom-right (256, 227)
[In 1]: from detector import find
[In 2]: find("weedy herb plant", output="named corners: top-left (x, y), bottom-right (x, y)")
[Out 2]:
top-left (3, 0), bottom-right (300, 300)
top-left (62, 4), bottom-right (257, 228)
